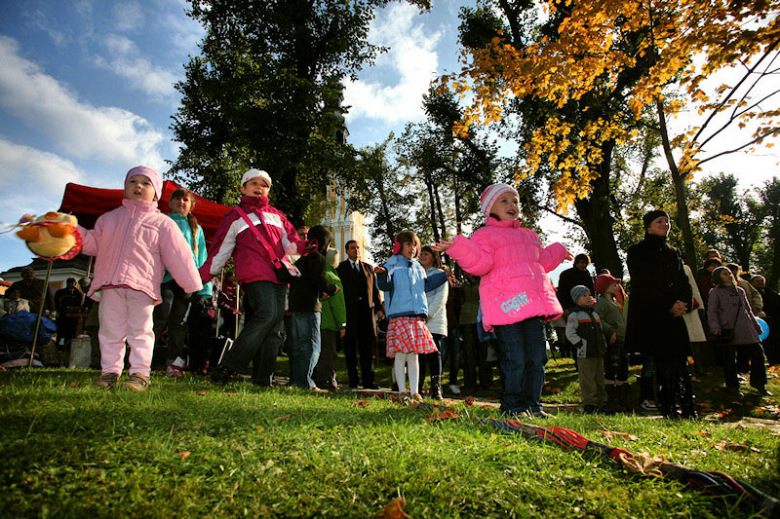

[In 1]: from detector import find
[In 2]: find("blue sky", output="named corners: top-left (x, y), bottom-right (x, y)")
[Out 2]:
top-left (0, 0), bottom-right (469, 274)
top-left (0, 0), bottom-right (776, 276)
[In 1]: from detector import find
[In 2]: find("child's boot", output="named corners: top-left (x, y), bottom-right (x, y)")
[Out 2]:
top-left (122, 373), bottom-right (150, 392)
top-left (93, 372), bottom-right (119, 389)
top-left (431, 375), bottom-right (443, 400)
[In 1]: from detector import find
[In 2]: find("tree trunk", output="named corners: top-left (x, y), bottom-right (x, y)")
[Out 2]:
top-left (656, 100), bottom-right (698, 272)
top-left (424, 171), bottom-right (440, 243)
top-left (572, 141), bottom-right (625, 279)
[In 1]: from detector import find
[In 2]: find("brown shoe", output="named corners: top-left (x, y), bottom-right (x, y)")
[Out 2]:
top-left (93, 372), bottom-right (119, 389)
top-left (122, 373), bottom-right (151, 392)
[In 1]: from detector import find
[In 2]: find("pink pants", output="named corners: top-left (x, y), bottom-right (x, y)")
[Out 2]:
top-left (98, 288), bottom-right (155, 377)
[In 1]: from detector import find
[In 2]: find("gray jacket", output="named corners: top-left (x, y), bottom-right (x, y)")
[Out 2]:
top-left (707, 285), bottom-right (761, 345)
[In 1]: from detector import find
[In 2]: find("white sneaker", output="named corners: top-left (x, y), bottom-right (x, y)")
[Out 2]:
top-left (448, 384), bottom-right (461, 395)
top-left (641, 399), bottom-right (658, 411)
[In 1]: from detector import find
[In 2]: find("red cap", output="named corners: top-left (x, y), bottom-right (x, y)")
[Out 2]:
top-left (594, 273), bottom-right (620, 294)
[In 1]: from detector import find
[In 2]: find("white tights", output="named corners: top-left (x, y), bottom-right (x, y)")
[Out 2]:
top-left (393, 352), bottom-right (419, 394)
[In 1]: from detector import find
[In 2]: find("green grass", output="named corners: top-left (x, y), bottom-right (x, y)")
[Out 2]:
top-left (1, 358), bottom-right (779, 518)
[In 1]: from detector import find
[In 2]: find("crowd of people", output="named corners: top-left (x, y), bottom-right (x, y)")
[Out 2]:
top-left (2, 166), bottom-right (776, 420)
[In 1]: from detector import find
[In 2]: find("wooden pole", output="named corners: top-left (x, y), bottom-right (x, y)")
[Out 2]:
top-left (28, 261), bottom-right (54, 368)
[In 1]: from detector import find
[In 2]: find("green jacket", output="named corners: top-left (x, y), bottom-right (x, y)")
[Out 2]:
top-left (321, 265), bottom-right (346, 331)
top-left (594, 295), bottom-right (626, 342)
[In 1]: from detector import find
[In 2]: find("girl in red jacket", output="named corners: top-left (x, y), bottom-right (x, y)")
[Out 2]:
top-left (434, 184), bottom-right (571, 418)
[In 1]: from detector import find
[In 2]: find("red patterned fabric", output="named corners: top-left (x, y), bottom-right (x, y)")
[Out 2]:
top-left (385, 316), bottom-right (437, 357)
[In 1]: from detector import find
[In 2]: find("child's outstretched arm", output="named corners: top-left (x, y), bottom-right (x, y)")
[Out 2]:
top-left (374, 265), bottom-right (391, 291)
top-left (424, 270), bottom-right (448, 292)
top-left (434, 235), bottom-right (494, 276)
top-left (539, 242), bottom-right (572, 272)
top-left (78, 220), bottom-right (103, 257)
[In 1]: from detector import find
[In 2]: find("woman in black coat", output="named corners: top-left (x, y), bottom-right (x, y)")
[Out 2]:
top-left (625, 210), bottom-right (696, 419)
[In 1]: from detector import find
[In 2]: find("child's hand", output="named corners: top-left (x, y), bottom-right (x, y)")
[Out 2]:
top-left (610, 332), bottom-right (617, 344)
top-left (565, 251), bottom-right (574, 261)
top-left (374, 266), bottom-right (387, 274)
top-left (432, 239), bottom-right (454, 252)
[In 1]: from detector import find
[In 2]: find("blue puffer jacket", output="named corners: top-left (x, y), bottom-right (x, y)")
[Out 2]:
top-left (376, 254), bottom-right (447, 319)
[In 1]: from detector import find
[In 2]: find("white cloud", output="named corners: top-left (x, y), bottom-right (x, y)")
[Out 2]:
top-left (0, 35), bottom-right (166, 170)
top-left (96, 34), bottom-right (180, 101)
top-left (0, 138), bottom-right (84, 194)
top-left (343, 2), bottom-right (442, 124)
top-left (113, 2), bottom-right (145, 32)
top-left (0, 139), bottom-right (86, 273)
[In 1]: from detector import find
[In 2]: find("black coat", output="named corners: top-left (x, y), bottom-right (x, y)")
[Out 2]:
top-left (336, 260), bottom-right (383, 338)
top-left (557, 266), bottom-right (595, 311)
top-left (289, 252), bottom-right (337, 313)
top-left (625, 234), bottom-right (693, 358)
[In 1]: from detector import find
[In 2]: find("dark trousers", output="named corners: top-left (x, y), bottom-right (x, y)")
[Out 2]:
top-left (153, 281), bottom-right (190, 362)
top-left (460, 324), bottom-right (492, 388)
top-left (188, 297), bottom-right (214, 372)
top-left (314, 328), bottom-right (339, 390)
top-left (441, 327), bottom-right (461, 386)
top-left (723, 343), bottom-right (767, 389)
top-left (417, 333), bottom-right (443, 393)
top-left (604, 339), bottom-right (628, 382)
top-left (344, 332), bottom-right (375, 387)
top-left (655, 352), bottom-right (695, 417)
top-left (221, 281), bottom-right (286, 386)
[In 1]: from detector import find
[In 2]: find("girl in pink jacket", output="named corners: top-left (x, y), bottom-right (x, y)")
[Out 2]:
top-left (80, 166), bottom-right (202, 392)
top-left (434, 183), bottom-right (570, 418)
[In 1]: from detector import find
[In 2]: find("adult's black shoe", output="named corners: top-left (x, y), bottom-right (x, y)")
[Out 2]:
top-left (210, 366), bottom-right (233, 385)
top-left (364, 383), bottom-right (380, 390)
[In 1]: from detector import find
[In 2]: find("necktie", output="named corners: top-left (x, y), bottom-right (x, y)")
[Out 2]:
top-left (354, 261), bottom-right (360, 274)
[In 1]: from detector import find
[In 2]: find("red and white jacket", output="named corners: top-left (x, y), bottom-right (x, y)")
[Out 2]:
top-left (200, 196), bottom-right (307, 285)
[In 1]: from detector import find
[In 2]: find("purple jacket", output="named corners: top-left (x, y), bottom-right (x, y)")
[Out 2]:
top-left (707, 285), bottom-right (762, 345)
top-left (447, 218), bottom-right (568, 330)
top-left (79, 199), bottom-right (203, 303)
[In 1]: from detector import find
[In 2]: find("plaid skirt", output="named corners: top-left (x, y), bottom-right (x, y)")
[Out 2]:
top-left (385, 316), bottom-right (438, 358)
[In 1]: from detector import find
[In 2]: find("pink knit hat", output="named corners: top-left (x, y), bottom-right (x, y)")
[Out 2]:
top-left (125, 166), bottom-right (162, 201)
top-left (480, 183), bottom-right (519, 217)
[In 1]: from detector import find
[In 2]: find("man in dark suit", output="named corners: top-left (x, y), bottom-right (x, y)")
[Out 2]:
top-left (336, 240), bottom-right (384, 389)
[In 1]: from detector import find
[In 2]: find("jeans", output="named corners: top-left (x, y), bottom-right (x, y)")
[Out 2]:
top-left (441, 326), bottom-right (461, 386)
top-left (289, 312), bottom-right (322, 389)
top-left (222, 281), bottom-right (286, 386)
top-left (493, 317), bottom-right (548, 414)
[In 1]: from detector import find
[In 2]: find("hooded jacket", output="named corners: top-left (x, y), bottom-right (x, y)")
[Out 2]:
top-left (79, 198), bottom-right (202, 303)
top-left (376, 255), bottom-right (447, 320)
top-left (446, 218), bottom-right (567, 330)
top-left (200, 195), bottom-right (307, 285)
top-left (163, 212), bottom-right (212, 298)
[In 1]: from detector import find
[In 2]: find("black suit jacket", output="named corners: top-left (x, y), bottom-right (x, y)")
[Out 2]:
top-left (336, 259), bottom-right (383, 337)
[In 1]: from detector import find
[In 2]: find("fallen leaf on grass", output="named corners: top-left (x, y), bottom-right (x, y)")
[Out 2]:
top-left (713, 441), bottom-right (760, 453)
top-left (197, 391), bottom-right (208, 396)
top-left (377, 497), bottom-right (410, 519)
top-left (227, 392), bottom-right (238, 397)
top-left (66, 381), bottom-right (78, 388)
top-left (480, 405), bottom-right (493, 409)
top-left (255, 425), bottom-right (264, 432)
top-left (464, 396), bottom-right (475, 406)
top-left (594, 417), bottom-right (638, 440)
top-left (353, 400), bottom-right (369, 408)
top-left (273, 414), bottom-right (292, 423)
top-left (178, 451), bottom-right (191, 460)
top-left (695, 430), bottom-right (712, 438)
top-left (543, 385), bottom-right (562, 394)
top-left (425, 410), bottom-right (458, 423)
top-left (600, 430), bottom-right (639, 441)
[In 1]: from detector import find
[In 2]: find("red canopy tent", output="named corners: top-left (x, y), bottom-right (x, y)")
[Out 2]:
top-left (58, 181), bottom-right (232, 242)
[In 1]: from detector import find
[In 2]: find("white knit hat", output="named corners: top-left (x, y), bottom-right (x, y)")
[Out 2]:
top-left (479, 183), bottom-right (519, 217)
top-left (241, 168), bottom-right (272, 187)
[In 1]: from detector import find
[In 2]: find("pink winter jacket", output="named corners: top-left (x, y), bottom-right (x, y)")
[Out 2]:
top-left (447, 218), bottom-right (568, 330)
top-left (79, 199), bottom-right (203, 304)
